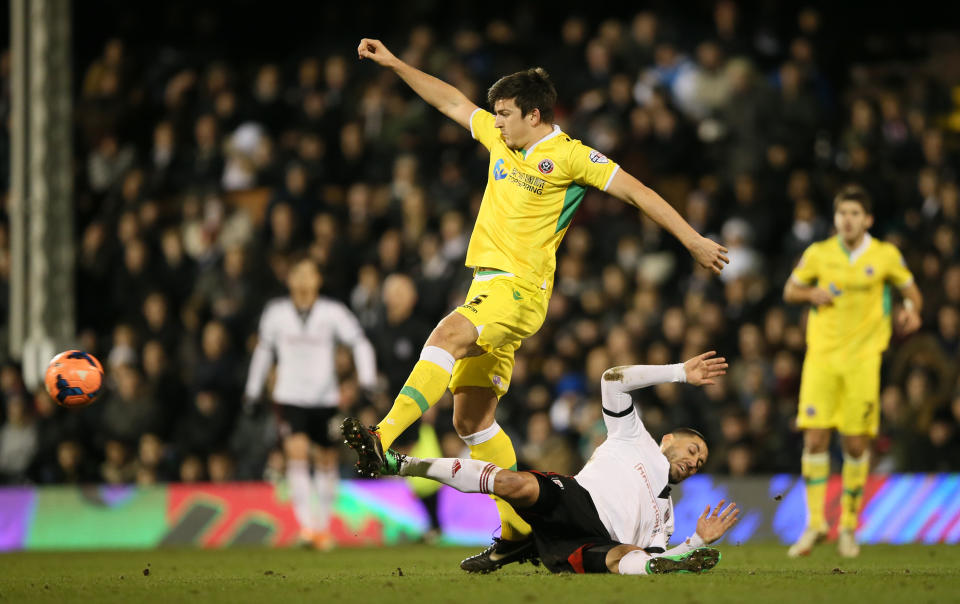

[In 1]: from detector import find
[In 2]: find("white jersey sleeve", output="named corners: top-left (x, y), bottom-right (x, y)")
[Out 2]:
top-left (243, 299), bottom-right (282, 400)
top-left (600, 364), bottom-right (687, 439)
top-left (330, 302), bottom-right (377, 390)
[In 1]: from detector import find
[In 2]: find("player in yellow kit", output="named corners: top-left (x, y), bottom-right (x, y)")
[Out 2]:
top-left (784, 184), bottom-right (922, 558)
top-left (342, 38), bottom-right (729, 572)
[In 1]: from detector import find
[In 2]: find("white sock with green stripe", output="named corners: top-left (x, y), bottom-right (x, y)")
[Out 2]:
top-left (399, 457), bottom-right (500, 494)
top-left (377, 346), bottom-right (456, 450)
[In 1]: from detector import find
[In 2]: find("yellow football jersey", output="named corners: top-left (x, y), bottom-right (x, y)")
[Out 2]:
top-left (790, 234), bottom-right (914, 359)
top-left (466, 108), bottom-right (619, 291)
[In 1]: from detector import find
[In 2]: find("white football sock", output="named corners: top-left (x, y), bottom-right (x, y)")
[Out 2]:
top-left (287, 459), bottom-right (315, 533)
top-left (312, 467), bottom-right (337, 533)
top-left (400, 457), bottom-right (500, 494)
top-left (618, 549), bottom-right (652, 575)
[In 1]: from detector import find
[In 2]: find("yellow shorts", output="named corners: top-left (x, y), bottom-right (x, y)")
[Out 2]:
top-left (450, 271), bottom-right (549, 398)
top-left (797, 353), bottom-right (882, 436)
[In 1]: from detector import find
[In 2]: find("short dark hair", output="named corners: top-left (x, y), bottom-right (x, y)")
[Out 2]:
top-left (833, 183), bottom-right (872, 214)
top-left (672, 427), bottom-right (708, 447)
top-left (487, 67), bottom-right (557, 123)
top-left (287, 251), bottom-right (319, 272)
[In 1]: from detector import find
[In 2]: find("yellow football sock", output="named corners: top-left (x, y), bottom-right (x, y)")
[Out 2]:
top-left (377, 347), bottom-right (454, 450)
top-left (840, 452), bottom-right (869, 531)
top-left (801, 451), bottom-right (830, 531)
top-left (465, 423), bottom-right (532, 541)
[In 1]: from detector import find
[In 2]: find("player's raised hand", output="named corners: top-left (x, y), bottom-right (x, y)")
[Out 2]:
top-left (695, 499), bottom-right (740, 544)
top-left (683, 351), bottom-right (728, 386)
top-left (690, 236), bottom-right (729, 275)
top-left (357, 38), bottom-right (398, 67)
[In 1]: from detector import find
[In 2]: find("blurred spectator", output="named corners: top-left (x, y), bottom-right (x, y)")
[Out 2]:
top-left (0, 396), bottom-right (37, 482)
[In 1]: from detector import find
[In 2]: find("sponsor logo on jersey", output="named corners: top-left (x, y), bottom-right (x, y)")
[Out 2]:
top-left (589, 150), bottom-right (609, 164)
top-left (551, 477), bottom-right (564, 489)
top-left (828, 282), bottom-right (843, 296)
top-left (452, 459), bottom-right (462, 477)
top-left (505, 167), bottom-right (545, 195)
top-left (493, 375), bottom-right (503, 388)
top-left (538, 158), bottom-right (554, 174)
top-left (865, 265), bottom-right (874, 276)
top-left (493, 158), bottom-right (507, 180)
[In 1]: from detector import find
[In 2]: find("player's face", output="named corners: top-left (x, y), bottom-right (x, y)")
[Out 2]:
top-left (287, 260), bottom-right (321, 309)
top-left (662, 434), bottom-right (708, 484)
top-left (834, 201), bottom-right (873, 243)
top-left (493, 98), bottom-right (540, 150)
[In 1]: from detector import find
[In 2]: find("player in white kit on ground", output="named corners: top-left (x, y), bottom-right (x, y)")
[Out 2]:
top-left (372, 351), bottom-right (739, 574)
top-left (245, 256), bottom-right (377, 549)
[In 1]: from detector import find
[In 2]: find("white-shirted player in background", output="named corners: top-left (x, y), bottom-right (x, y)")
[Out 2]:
top-left (244, 256), bottom-right (377, 549)
top-left (376, 351), bottom-right (738, 574)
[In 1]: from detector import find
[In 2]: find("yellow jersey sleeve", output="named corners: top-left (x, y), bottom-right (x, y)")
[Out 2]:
top-left (470, 109), bottom-right (500, 150)
top-left (791, 244), bottom-right (820, 285)
top-left (566, 141), bottom-right (620, 191)
top-left (884, 244), bottom-right (914, 288)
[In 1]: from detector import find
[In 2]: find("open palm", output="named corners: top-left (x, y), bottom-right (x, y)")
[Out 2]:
top-left (683, 351), bottom-right (728, 386)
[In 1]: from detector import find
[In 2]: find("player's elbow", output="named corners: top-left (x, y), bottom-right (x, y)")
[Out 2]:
top-left (602, 367), bottom-right (626, 383)
top-left (783, 283), bottom-right (798, 303)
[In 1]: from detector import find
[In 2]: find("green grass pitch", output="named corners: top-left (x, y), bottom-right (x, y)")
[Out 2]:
top-left (1, 544), bottom-right (958, 603)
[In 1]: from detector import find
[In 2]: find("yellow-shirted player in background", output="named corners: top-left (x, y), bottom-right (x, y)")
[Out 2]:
top-left (784, 184), bottom-right (922, 558)
top-left (341, 38), bottom-right (729, 573)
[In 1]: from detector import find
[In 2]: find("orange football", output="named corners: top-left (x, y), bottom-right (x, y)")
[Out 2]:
top-left (44, 350), bottom-right (104, 408)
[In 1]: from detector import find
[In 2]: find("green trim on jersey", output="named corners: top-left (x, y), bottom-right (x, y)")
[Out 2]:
top-left (838, 236), bottom-right (851, 258)
top-left (556, 183), bottom-right (588, 233)
top-left (883, 283), bottom-right (892, 316)
top-left (476, 269), bottom-right (510, 277)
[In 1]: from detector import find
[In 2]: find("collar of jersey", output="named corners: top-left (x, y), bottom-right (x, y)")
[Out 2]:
top-left (523, 124), bottom-right (562, 157)
top-left (838, 232), bottom-right (872, 264)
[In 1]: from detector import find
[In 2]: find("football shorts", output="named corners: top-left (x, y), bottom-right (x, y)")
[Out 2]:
top-left (274, 404), bottom-right (339, 447)
top-left (797, 353), bottom-right (882, 437)
top-left (450, 272), bottom-right (548, 398)
top-left (518, 471), bottom-right (619, 574)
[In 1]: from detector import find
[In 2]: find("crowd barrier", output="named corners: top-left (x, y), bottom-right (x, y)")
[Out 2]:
top-left (1, 474), bottom-right (957, 550)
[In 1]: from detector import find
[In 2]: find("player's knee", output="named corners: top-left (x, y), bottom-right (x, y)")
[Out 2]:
top-left (803, 429), bottom-right (830, 453)
top-left (284, 433), bottom-right (311, 460)
top-left (494, 470), bottom-right (537, 505)
top-left (313, 446), bottom-right (338, 469)
top-left (605, 545), bottom-right (637, 574)
top-left (842, 437), bottom-right (869, 458)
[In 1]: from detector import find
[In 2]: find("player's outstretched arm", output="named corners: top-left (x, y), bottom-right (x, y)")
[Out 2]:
top-left (605, 169), bottom-right (729, 275)
top-left (602, 351), bottom-right (727, 396)
top-left (357, 38), bottom-right (478, 130)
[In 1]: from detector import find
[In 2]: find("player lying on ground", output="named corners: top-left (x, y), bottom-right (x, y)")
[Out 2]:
top-left (347, 352), bottom-right (739, 574)
top-left (350, 37), bottom-right (728, 572)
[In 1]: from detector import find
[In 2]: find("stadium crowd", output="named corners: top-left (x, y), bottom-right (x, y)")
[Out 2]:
top-left (1, 3), bottom-right (959, 486)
